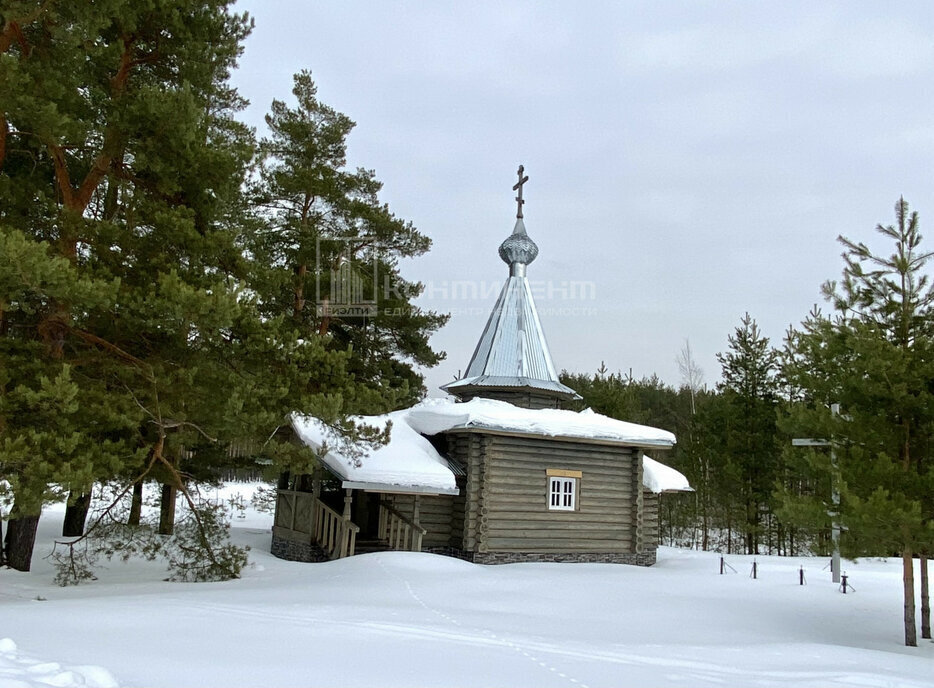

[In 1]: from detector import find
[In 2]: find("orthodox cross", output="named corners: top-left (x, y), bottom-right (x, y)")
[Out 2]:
top-left (513, 164), bottom-right (529, 219)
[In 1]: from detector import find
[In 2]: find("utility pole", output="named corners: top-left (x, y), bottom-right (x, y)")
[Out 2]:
top-left (829, 403), bottom-right (840, 585)
top-left (792, 403), bottom-right (840, 583)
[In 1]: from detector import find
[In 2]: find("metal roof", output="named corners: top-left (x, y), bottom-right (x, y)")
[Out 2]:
top-left (443, 216), bottom-right (580, 400)
top-left (445, 456), bottom-right (467, 477)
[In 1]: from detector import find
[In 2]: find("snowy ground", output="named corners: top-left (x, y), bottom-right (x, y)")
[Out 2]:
top-left (2, 483), bottom-right (932, 688)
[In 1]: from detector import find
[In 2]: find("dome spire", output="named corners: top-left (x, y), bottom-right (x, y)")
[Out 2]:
top-left (498, 165), bottom-right (539, 276)
top-left (441, 164), bottom-right (580, 407)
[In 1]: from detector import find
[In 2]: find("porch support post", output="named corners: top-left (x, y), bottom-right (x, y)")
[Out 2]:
top-left (312, 474), bottom-right (322, 499)
top-left (311, 475), bottom-right (322, 539)
top-left (343, 488), bottom-right (353, 519)
top-left (413, 495), bottom-right (422, 552)
top-left (289, 492), bottom-right (296, 531)
top-left (378, 496), bottom-right (388, 540)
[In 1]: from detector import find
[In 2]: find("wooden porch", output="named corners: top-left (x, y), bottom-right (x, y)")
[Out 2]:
top-left (272, 488), bottom-right (427, 561)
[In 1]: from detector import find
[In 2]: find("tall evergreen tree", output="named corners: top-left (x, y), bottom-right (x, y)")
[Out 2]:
top-left (1, 5), bottom-right (449, 576)
top-left (716, 313), bottom-right (782, 554)
top-left (781, 198), bottom-right (934, 646)
top-left (0, 0), bottom-right (261, 572)
top-left (249, 71), bottom-right (448, 408)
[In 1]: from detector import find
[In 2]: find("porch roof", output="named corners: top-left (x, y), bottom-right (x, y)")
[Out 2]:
top-left (291, 410), bottom-right (459, 496)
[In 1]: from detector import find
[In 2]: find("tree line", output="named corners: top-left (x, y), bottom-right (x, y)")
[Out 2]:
top-left (0, 2), bottom-right (444, 580)
top-left (563, 198), bottom-right (933, 646)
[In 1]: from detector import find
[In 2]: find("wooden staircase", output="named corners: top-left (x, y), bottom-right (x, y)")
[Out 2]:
top-left (353, 537), bottom-right (391, 555)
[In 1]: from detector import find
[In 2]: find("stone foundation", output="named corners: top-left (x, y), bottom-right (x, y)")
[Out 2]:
top-left (275, 537), bottom-right (658, 567)
top-left (471, 550), bottom-right (657, 566)
top-left (424, 545), bottom-right (476, 562)
top-left (426, 546), bottom-right (657, 567)
top-left (270, 532), bottom-right (328, 563)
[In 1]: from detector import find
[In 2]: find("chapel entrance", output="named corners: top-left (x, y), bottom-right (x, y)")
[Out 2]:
top-left (352, 491), bottom-right (382, 539)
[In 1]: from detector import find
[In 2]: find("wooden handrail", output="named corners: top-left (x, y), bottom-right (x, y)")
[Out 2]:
top-left (313, 496), bottom-right (360, 559)
top-left (380, 502), bottom-right (427, 535)
top-left (379, 501), bottom-right (426, 552)
top-left (276, 489), bottom-right (359, 560)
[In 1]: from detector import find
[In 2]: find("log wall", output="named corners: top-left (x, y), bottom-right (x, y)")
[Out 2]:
top-left (642, 490), bottom-right (660, 550)
top-left (449, 388), bottom-right (566, 410)
top-left (388, 494), bottom-right (455, 549)
top-left (448, 431), bottom-right (641, 555)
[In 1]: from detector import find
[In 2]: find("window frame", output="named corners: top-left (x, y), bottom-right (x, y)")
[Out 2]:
top-left (548, 475), bottom-right (577, 511)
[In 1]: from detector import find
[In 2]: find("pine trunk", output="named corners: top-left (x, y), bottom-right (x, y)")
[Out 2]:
top-left (3, 511), bottom-right (40, 572)
top-left (700, 459), bottom-right (710, 551)
top-left (128, 480), bottom-right (143, 526)
top-left (726, 508), bottom-right (733, 554)
top-left (293, 263), bottom-right (307, 319)
top-left (766, 512), bottom-right (772, 555)
top-left (745, 498), bottom-right (756, 555)
top-left (158, 483), bottom-right (176, 535)
top-left (62, 490), bottom-right (92, 537)
top-left (903, 549), bottom-right (917, 647)
top-left (921, 555), bottom-right (930, 640)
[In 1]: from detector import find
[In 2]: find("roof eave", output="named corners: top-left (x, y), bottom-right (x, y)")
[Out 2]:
top-left (437, 424), bottom-right (675, 449)
top-left (441, 379), bottom-right (582, 401)
top-left (340, 480), bottom-right (460, 496)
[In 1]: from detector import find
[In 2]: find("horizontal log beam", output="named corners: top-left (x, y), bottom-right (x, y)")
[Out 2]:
top-left (482, 511), bottom-right (633, 523)
top-left (484, 538), bottom-right (632, 550)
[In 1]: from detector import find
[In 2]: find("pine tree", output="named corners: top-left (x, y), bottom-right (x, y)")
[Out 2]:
top-left (1, 5), bottom-right (449, 577)
top-left (249, 71), bottom-right (448, 407)
top-left (0, 0), bottom-right (259, 571)
top-left (781, 198), bottom-right (934, 646)
top-left (716, 313), bottom-right (782, 554)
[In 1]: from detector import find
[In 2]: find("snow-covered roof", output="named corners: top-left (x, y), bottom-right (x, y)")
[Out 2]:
top-left (291, 411), bottom-right (459, 495)
top-left (292, 398), bottom-right (684, 494)
top-left (643, 455), bottom-right (693, 494)
top-left (408, 398), bottom-right (676, 448)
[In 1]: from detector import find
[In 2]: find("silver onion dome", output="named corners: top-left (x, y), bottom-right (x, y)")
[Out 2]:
top-left (498, 219), bottom-right (539, 267)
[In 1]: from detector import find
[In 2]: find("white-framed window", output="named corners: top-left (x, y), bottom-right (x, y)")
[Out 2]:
top-left (548, 476), bottom-right (577, 511)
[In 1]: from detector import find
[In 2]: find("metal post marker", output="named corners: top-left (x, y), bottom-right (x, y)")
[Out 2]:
top-left (791, 403), bottom-right (841, 584)
top-left (829, 404), bottom-right (841, 585)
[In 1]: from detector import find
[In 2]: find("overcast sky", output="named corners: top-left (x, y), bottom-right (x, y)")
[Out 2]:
top-left (231, 1), bottom-right (934, 396)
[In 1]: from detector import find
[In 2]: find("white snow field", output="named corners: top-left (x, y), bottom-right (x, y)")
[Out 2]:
top-left (2, 484), bottom-right (932, 688)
